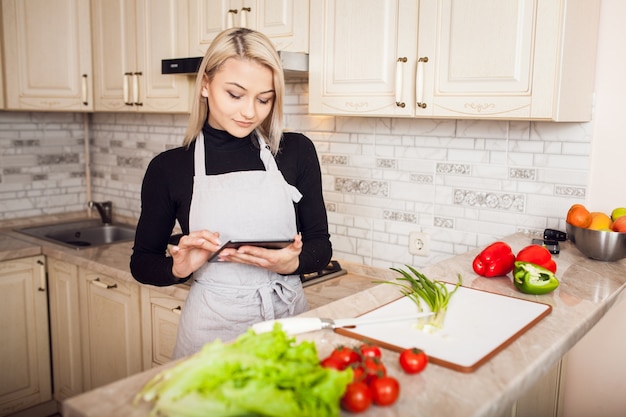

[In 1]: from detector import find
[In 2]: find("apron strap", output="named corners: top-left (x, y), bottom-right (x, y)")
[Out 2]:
top-left (194, 132), bottom-right (206, 176)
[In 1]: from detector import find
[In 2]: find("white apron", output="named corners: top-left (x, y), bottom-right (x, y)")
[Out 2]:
top-left (173, 132), bottom-right (307, 359)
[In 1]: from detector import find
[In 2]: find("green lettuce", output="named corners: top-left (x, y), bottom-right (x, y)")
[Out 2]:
top-left (134, 325), bottom-right (352, 417)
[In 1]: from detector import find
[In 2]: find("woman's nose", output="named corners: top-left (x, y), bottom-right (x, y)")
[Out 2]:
top-left (240, 98), bottom-right (256, 119)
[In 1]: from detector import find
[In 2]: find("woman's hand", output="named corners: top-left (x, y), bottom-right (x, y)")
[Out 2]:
top-left (170, 230), bottom-right (222, 278)
top-left (218, 234), bottom-right (302, 274)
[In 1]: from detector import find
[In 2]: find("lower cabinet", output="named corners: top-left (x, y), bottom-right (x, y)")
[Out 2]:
top-left (499, 359), bottom-right (564, 417)
top-left (0, 256), bottom-right (52, 417)
top-left (48, 259), bottom-right (143, 398)
top-left (47, 258), bottom-right (82, 401)
top-left (79, 269), bottom-right (143, 391)
top-left (140, 287), bottom-right (184, 368)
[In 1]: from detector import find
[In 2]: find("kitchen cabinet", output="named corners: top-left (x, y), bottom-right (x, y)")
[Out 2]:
top-left (505, 359), bottom-right (564, 417)
top-left (0, 256), bottom-right (52, 416)
top-left (91, 0), bottom-right (192, 113)
top-left (140, 287), bottom-right (184, 368)
top-left (0, 7), bottom-right (4, 111)
top-left (78, 268), bottom-right (143, 391)
top-left (309, 0), bottom-right (600, 121)
top-left (188, 0), bottom-right (309, 55)
top-left (1, 0), bottom-right (93, 112)
top-left (47, 258), bottom-right (83, 402)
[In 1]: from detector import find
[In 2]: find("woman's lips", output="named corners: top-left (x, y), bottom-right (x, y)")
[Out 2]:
top-left (235, 120), bottom-right (253, 128)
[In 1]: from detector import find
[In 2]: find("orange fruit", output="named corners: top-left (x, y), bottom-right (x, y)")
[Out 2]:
top-left (566, 204), bottom-right (592, 228)
top-left (588, 212), bottom-right (613, 230)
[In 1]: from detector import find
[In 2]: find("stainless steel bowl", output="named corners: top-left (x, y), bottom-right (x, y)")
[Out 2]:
top-left (566, 222), bottom-right (626, 262)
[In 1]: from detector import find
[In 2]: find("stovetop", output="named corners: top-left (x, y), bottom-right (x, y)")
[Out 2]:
top-left (300, 260), bottom-right (347, 287)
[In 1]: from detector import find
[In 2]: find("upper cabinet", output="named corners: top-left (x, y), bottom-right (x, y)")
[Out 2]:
top-left (1, 0), bottom-right (93, 112)
top-left (309, 0), bottom-right (601, 121)
top-left (189, 0), bottom-right (309, 55)
top-left (91, 0), bottom-right (192, 113)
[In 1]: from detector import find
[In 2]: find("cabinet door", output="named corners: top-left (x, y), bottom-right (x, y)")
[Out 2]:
top-left (189, 0), bottom-right (308, 55)
top-left (309, 0), bottom-right (418, 116)
top-left (91, 0), bottom-right (138, 111)
top-left (140, 287), bottom-right (184, 369)
top-left (47, 258), bottom-right (83, 401)
top-left (79, 269), bottom-right (142, 391)
top-left (0, 20), bottom-right (4, 110)
top-left (1, 0), bottom-right (92, 111)
top-left (418, 0), bottom-right (538, 118)
top-left (135, 0), bottom-right (192, 113)
top-left (92, 0), bottom-right (192, 113)
top-left (0, 256), bottom-right (51, 416)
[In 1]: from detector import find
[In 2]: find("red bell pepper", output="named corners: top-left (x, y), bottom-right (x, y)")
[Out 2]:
top-left (516, 245), bottom-right (557, 273)
top-left (472, 242), bottom-right (516, 277)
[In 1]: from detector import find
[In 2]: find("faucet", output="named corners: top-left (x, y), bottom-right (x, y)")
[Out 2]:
top-left (88, 201), bottom-right (113, 224)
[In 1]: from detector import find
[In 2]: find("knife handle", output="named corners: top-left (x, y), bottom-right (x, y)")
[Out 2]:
top-left (251, 317), bottom-right (324, 335)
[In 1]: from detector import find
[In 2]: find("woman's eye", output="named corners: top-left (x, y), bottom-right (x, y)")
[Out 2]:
top-left (228, 92), bottom-right (240, 99)
top-left (258, 98), bottom-right (270, 105)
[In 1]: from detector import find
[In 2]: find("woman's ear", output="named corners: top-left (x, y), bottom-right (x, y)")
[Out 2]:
top-left (200, 74), bottom-right (210, 98)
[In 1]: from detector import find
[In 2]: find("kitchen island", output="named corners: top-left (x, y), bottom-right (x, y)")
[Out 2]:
top-left (55, 232), bottom-right (626, 417)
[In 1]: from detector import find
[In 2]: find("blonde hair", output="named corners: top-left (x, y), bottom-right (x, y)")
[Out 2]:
top-left (183, 28), bottom-right (285, 155)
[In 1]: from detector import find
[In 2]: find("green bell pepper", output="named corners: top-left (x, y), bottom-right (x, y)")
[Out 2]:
top-left (513, 261), bottom-right (559, 295)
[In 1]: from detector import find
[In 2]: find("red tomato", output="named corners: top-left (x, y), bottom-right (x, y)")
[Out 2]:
top-left (341, 381), bottom-right (373, 413)
top-left (399, 348), bottom-right (428, 374)
top-left (330, 346), bottom-right (360, 368)
top-left (350, 364), bottom-right (366, 382)
top-left (369, 376), bottom-right (400, 406)
top-left (320, 355), bottom-right (346, 370)
top-left (363, 357), bottom-right (387, 384)
top-left (358, 343), bottom-right (382, 359)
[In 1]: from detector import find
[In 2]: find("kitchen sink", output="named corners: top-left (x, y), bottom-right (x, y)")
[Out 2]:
top-left (16, 220), bottom-right (135, 249)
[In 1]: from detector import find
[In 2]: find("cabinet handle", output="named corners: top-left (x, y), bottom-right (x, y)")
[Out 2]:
top-left (395, 57), bottom-right (407, 108)
top-left (81, 74), bottom-right (89, 106)
top-left (37, 259), bottom-right (46, 292)
top-left (416, 57), bottom-right (428, 109)
top-left (240, 7), bottom-right (251, 27)
top-left (133, 72), bottom-right (143, 106)
top-left (171, 306), bottom-right (182, 316)
top-left (227, 9), bottom-right (238, 28)
top-left (123, 72), bottom-right (133, 105)
top-left (91, 277), bottom-right (117, 289)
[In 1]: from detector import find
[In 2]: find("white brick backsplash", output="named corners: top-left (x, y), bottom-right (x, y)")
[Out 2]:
top-left (0, 82), bottom-right (594, 268)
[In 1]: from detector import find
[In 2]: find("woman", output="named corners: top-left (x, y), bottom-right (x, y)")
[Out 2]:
top-left (130, 28), bottom-right (332, 358)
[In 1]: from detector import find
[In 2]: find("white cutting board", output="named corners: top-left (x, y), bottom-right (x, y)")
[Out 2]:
top-left (335, 285), bottom-right (551, 372)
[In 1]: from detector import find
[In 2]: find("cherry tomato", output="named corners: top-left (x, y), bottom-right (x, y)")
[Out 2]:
top-left (330, 346), bottom-right (360, 368)
top-left (350, 364), bottom-right (366, 382)
top-left (399, 347), bottom-right (428, 374)
top-left (320, 355), bottom-right (346, 370)
top-left (341, 381), bottom-right (372, 413)
top-left (369, 376), bottom-right (400, 406)
top-left (358, 343), bottom-right (382, 359)
top-left (362, 357), bottom-right (387, 384)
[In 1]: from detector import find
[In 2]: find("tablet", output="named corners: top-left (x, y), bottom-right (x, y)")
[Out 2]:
top-left (208, 239), bottom-right (294, 262)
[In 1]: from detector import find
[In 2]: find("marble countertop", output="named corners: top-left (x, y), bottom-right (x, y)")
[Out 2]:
top-left (3, 214), bottom-right (626, 417)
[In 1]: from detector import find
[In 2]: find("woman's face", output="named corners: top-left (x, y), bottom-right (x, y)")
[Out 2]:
top-left (202, 58), bottom-right (275, 138)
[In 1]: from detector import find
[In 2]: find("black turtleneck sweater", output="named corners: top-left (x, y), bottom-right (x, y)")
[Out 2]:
top-left (130, 125), bottom-right (332, 286)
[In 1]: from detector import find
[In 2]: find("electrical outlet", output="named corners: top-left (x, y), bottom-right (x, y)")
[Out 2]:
top-left (408, 232), bottom-right (430, 256)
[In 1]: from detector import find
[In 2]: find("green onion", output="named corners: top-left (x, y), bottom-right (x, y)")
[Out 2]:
top-left (376, 265), bottom-right (462, 331)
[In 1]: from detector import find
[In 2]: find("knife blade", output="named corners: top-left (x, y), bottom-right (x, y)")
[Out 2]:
top-left (251, 312), bottom-right (435, 335)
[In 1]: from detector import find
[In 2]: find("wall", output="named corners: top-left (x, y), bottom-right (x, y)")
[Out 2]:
top-left (0, 96), bottom-right (592, 269)
top-left (0, 112), bottom-right (88, 217)
top-left (559, 1), bottom-right (626, 416)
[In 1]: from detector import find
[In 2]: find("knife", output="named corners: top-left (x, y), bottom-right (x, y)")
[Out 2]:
top-left (251, 312), bottom-right (435, 335)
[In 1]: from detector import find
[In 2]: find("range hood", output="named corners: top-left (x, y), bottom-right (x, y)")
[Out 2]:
top-left (161, 51), bottom-right (308, 78)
